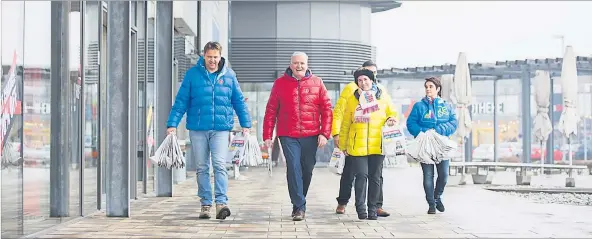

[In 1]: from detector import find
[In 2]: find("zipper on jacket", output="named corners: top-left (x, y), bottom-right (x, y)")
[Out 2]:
top-left (297, 79), bottom-right (302, 136)
top-left (367, 120), bottom-right (370, 155)
top-left (353, 132), bottom-right (357, 149)
top-left (212, 74), bottom-right (216, 129)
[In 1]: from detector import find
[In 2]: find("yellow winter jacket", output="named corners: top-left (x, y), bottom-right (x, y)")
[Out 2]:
top-left (332, 82), bottom-right (388, 136)
top-left (338, 88), bottom-right (399, 156)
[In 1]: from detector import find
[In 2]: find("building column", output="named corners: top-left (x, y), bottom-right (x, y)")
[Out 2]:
top-left (155, 1), bottom-right (174, 197)
top-left (50, 1), bottom-right (71, 218)
top-left (493, 77), bottom-right (499, 162)
top-left (106, 1), bottom-right (131, 217)
top-left (521, 70), bottom-right (532, 163)
top-left (547, 77), bottom-right (555, 165)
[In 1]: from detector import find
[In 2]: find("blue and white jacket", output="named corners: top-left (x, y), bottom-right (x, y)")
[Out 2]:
top-left (406, 96), bottom-right (458, 138)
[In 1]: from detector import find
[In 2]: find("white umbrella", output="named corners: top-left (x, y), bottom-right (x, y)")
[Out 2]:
top-left (557, 45), bottom-right (580, 166)
top-left (440, 74), bottom-right (455, 103)
top-left (532, 70), bottom-right (553, 171)
top-left (452, 52), bottom-right (473, 178)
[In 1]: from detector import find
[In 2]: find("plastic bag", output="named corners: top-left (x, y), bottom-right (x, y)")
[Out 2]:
top-left (406, 129), bottom-right (457, 164)
top-left (328, 148), bottom-right (345, 175)
top-left (382, 125), bottom-right (406, 157)
top-left (149, 134), bottom-right (186, 169)
top-left (227, 133), bottom-right (247, 165)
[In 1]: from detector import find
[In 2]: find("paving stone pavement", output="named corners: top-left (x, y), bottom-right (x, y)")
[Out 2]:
top-left (33, 167), bottom-right (592, 238)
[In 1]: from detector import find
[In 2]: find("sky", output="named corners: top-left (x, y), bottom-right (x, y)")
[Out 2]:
top-left (371, 1), bottom-right (592, 68)
top-left (2, 1), bottom-right (592, 70)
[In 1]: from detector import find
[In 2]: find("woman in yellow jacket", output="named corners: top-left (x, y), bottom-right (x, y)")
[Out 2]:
top-left (339, 68), bottom-right (398, 220)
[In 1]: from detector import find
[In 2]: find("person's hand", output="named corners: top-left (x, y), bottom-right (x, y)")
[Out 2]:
top-left (242, 128), bottom-right (250, 136)
top-left (166, 127), bottom-right (176, 135)
top-left (343, 150), bottom-right (349, 156)
top-left (333, 135), bottom-right (339, 148)
top-left (318, 135), bottom-right (328, 147)
top-left (264, 139), bottom-right (273, 149)
top-left (386, 117), bottom-right (397, 127)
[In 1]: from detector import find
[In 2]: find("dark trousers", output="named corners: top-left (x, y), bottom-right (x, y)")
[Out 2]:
top-left (279, 135), bottom-right (318, 213)
top-left (344, 155), bottom-right (384, 214)
top-left (336, 156), bottom-right (385, 208)
top-left (420, 160), bottom-right (449, 206)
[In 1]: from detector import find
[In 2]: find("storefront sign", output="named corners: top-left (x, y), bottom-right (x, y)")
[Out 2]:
top-left (472, 102), bottom-right (504, 115)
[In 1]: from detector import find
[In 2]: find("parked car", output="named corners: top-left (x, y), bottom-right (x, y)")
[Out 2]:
top-left (530, 144), bottom-right (563, 161)
top-left (472, 144), bottom-right (514, 162)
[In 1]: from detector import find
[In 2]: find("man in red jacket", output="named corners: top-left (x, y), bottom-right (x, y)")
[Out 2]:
top-left (263, 52), bottom-right (333, 221)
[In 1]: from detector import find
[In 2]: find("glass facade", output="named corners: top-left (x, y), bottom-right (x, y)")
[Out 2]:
top-left (0, 1), bottom-right (196, 237)
top-left (381, 75), bottom-right (592, 163)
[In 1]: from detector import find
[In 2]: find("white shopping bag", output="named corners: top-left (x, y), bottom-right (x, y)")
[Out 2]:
top-left (150, 134), bottom-right (186, 169)
top-left (328, 148), bottom-right (345, 175)
top-left (227, 133), bottom-right (247, 165)
top-left (382, 125), bottom-right (406, 157)
top-left (406, 130), bottom-right (457, 165)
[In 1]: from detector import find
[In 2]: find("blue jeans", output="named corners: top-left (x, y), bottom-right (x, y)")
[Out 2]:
top-left (189, 130), bottom-right (229, 206)
top-left (420, 159), bottom-right (449, 206)
top-left (279, 135), bottom-right (318, 213)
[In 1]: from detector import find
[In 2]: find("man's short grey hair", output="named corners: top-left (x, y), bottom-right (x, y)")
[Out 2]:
top-left (291, 52), bottom-right (308, 58)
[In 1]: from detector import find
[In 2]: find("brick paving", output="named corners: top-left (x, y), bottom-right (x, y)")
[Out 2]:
top-left (32, 167), bottom-right (592, 238)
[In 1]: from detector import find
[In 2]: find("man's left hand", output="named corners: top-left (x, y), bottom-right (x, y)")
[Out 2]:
top-left (242, 128), bottom-right (250, 136)
top-left (318, 135), bottom-right (328, 147)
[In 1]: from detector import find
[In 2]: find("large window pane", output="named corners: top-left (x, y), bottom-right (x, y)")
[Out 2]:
top-left (83, 0), bottom-right (101, 215)
top-left (1, 1), bottom-right (25, 237)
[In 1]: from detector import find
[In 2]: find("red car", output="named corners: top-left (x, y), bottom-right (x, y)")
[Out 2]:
top-left (531, 145), bottom-right (564, 161)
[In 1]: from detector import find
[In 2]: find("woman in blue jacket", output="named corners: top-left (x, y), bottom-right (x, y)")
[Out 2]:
top-left (405, 77), bottom-right (458, 214)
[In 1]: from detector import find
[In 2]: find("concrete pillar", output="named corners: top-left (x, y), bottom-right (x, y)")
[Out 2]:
top-left (106, 1), bottom-right (131, 217)
top-left (50, 1), bottom-right (71, 218)
top-left (521, 70), bottom-right (532, 163)
top-left (493, 77), bottom-right (499, 162)
top-left (155, 1), bottom-right (174, 197)
top-left (546, 77), bottom-right (555, 165)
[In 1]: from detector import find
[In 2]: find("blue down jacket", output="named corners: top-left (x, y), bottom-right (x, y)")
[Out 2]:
top-left (166, 56), bottom-right (251, 131)
top-left (406, 96), bottom-right (457, 138)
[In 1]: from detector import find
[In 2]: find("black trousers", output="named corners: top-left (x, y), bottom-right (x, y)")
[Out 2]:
top-left (342, 155), bottom-right (384, 214)
top-left (336, 156), bottom-right (385, 207)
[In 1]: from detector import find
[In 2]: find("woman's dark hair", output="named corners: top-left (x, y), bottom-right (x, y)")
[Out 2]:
top-left (424, 76), bottom-right (442, 97)
top-left (362, 60), bottom-right (377, 68)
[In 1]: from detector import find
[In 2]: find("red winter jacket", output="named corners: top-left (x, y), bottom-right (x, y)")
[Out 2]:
top-left (263, 68), bottom-right (333, 141)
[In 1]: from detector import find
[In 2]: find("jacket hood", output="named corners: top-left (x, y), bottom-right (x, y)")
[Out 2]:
top-left (284, 67), bottom-right (312, 80)
top-left (197, 55), bottom-right (227, 74)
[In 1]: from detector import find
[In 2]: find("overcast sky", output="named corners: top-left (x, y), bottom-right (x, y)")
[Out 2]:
top-left (371, 1), bottom-right (592, 68)
top-left (3, 1), bottom-right (591, 70)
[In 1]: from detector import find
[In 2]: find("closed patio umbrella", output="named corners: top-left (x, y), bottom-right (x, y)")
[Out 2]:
top-left (557, 45), bottom-right (580, 166)
top-left (453, 53), bottom-right (473, 169)
top-left (532, 70), bottom-right (553, 171)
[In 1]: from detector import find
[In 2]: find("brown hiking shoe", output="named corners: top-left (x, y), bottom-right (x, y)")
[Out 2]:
top-left (215, 204), bottom-right (231, 220)
top-left (377, 208), bottom-right (391, 217)
top-left (335, 204), bottom-right (346, 214)
top-left (199, 206), bottom-right (211, 219)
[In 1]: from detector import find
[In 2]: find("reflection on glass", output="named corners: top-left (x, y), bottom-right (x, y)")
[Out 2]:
top-left (83, 1), bottom-right (101, 215)
top-left (146, 1), bottom-right (156, 193)
top-left (68, 2), bottom-right (82, 218)
top-left (2, 2), bottom-right (25, 237)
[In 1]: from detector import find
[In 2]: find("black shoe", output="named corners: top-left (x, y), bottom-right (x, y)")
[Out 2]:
top-left (435, 200), bottom-right (445, 212)
top-left (215, 205), bottom-right (231, 220)
top-left (357, 213), bottom-right (368, 220)
top-left (367, 211), bottom-right (378, 220)
top-left (292, 211), bottom-right (305, 221)
top-left (427, 205), bottom-right (436, 214)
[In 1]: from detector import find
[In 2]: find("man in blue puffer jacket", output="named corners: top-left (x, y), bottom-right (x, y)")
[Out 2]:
top-left (166, 42), bottom-right (251, 220)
